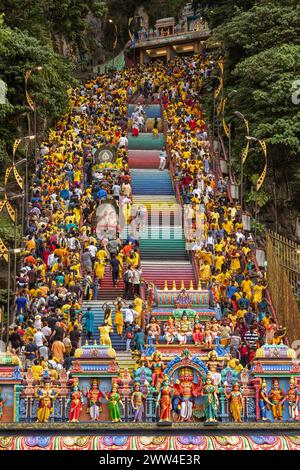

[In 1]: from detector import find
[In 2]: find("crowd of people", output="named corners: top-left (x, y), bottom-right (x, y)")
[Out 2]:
top-left (158, 55), bottom-right (285, 364)
top-left (2, 54), bottom-right (285, 380)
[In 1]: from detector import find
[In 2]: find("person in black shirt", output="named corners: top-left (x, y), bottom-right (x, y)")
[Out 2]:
top-left (9, 327), bottom-right (23, 352)
top-left (110, 255), bottom-right (120, 287)
top-left (70, 325), bottom-right (81, 349)
top-left (24, 338), bottom-right (37, 369)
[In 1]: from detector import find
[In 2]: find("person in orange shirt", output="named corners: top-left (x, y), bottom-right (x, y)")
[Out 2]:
top-left (51, 339), bottom-right (65, 364)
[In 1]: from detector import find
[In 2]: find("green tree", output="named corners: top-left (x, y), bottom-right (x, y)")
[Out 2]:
top-left (204, 0), bottom-right (300, 235)
top-left (0, 0), bottom-right (107, 50)
top-left (0, 15), bottom-right (76, 163)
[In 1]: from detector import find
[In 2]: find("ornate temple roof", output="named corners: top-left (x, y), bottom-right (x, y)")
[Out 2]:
top-left (255, 343), bottom-right (296, 360)
top-left (0, 351), bottom-right (21, 367)
top-left (74, 343), bottom-right (116, 360)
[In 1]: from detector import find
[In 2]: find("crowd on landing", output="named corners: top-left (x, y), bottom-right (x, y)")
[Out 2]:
top-left (2, 55), bottom-right (285, 382)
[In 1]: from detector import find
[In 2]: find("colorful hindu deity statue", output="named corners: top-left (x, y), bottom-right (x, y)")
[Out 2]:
top-left (156, 376), bottom-right (173, 423)
top-left (192, 315), bottom-right (204, 345)
top-left (134, 356), bottom-right (152, 389)
top-left (268, 379), bottom-right (284, 421)
top-left (130, 383), bottom-right (149, 422)
top-left (173, 367), bottom-right (201, 422)
top-left (84, 379), bottom-right (104, 421)
top-left (147, 316), bottom-right (161, 345)
top-left (176, 312), bottom-right (193, 345)
top-left (203, 322), bottom-right (213, 349)
top-left (106, 382), bottom-right (124, 422)
top-left (258, 379), bottom-right (271, 421)
top-left (202, 374), bottom-right (219, 423)
top-left (221, 358), bottom-right (239, 386)
top-left (224, 382), bottom-right (244, 422)
top-left (281, 378), bottom-right (299, 420)
top-left (163, 316), bottom-right (177, 344)
top-left (0, 388), bottom-right (7, 421)
top-left (207, 350), bottom-right (222, 387)
top-left (98, 322), bottom-right (114, 347)
top-left (34, 381), bottom-right (60, 423)
top-left (148, 351), bottom-right (165, 391)
top-left (68, 385), bottom-right (83, 422)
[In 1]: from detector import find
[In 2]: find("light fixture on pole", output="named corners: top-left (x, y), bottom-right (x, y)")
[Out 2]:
top-left (13, 135), bottom-right (36, 232)
top-left (108, 19), bottom-right (118, 69)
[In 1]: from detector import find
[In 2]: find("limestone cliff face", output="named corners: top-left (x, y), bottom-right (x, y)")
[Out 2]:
top-left (49, 5), bottom-right (151, 67)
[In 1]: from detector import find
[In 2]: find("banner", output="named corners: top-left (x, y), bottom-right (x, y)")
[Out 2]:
top-left (214, 77), bottom-right (223, 99)
top-left (256, 139), bottom-right (267, 190)
top-left (217, 60), bottom-right (224, 75)
top-left (217, 97), bottom-right (223, 116)
top-left (0, 237), bottom-right (8, 262)
top-left (13, 139), bottom-right (22, 161)
top-left (13, 165), bottom-right (24, 190)
top-left (242, 118), bottom-right (250, 164)
top-left (223, 117), bottom-right (230, 139)
top-left (25, 70), bottom-right (36, 111)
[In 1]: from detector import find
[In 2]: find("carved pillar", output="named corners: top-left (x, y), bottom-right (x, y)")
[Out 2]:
top-left (14, 385), bottom-right (23, 422)
top-left (252, 378), bottom-right (262, 421)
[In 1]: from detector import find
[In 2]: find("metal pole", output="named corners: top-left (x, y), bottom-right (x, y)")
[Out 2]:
top-left (228, 122), bottom-right (232, 165)
top-left (240, 155), bottom-right (244, 210)
top-left (7, 251), bottom-right (11, 345)
top-left (254, 195), bottom-right (258, 242)
top-left (25, 145), bottom-right (29, 226)
top-left (212, 90), bottom-right (216, 145)
top-left (21, 192), bottom-right (25, 239)
top-left (34, 109), bottom-right (37, 163)
top-left (13, 208), bottom-right (17, 299)
top-left (27, 112), bottom-right (31, 139)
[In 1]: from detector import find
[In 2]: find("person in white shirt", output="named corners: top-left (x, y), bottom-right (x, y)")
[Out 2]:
top-left (87, 242), bottom-right (97, 260)
top-left (122, 305), bottom-right (139, 325)
top-left (33, 329), bottom-right (47, 348)
top-left (118, 135), bottom-right (128, 148)
top-left (159, 147), bottom-right (167, 170)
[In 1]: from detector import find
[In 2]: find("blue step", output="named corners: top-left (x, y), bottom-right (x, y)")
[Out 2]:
top-left (131, 170), bottom-right (174, 196)
top-left (128, 104), bottom-right (161, 119)
top-left (81, 304), bottom-right (127, 351)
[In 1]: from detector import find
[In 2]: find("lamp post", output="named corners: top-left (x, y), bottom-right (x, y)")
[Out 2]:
top-left (6, 248), bottom-right (22, 346)
top-left (109, 19), bottom-right (118, 70)
top-left (13, 136), bottom-right (36, 233)
top-left (24, 67), bottom-right (43, 162)
top-left (234, 111), bottom-right (250, 210)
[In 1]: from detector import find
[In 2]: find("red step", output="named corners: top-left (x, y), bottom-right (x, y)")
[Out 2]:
top-left (141, 262), bottom-right (195, 289)
top-left (98, 266), bottom-right (125, 300)
top-left (128, 150), bottom-right (160, 169)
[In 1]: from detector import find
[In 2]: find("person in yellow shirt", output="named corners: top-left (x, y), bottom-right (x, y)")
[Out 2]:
top-left (94, 259), bottom-right (105, 281)
top-left (228, 311), bottom-right (238, 329)
top-left (230, 253), bottom-right (241, 273)
top-left (241, 275), bottom-right (253, 300)
top-left (253, 281), bottom-right (267, 310)
top-left (215, 253), bottom-right (225, 271)
top-left (199, 260), bottom-right (211, 285)
top-left (31, 360), bottom-right (44, 381)
top-left (133, 295), bottom-right (144, 327)
top-left (237, 308), bottom-right (247, 320)
top-left (26, 238), bottom-right (36, 252)
top-left (222, 218), bottom-right (233, 235)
